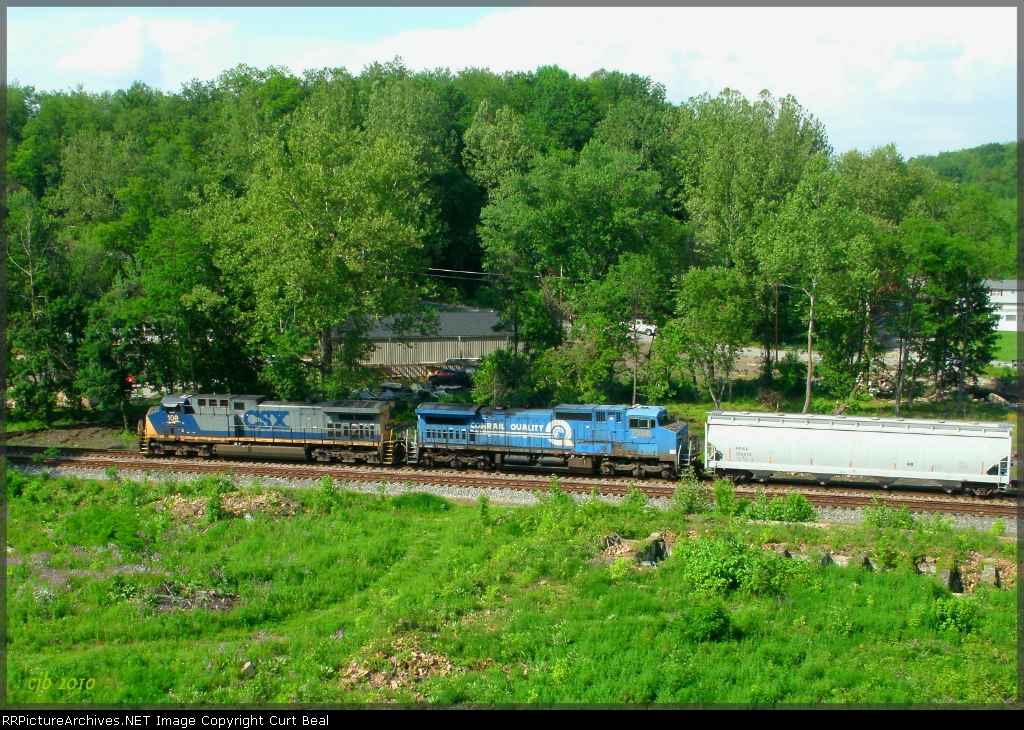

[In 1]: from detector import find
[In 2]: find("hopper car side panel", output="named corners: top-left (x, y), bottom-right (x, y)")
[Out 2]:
top-left (704, 411), bottom-right (1012, 491)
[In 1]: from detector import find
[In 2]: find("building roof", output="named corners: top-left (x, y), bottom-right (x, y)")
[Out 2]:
top-left (416, 403), bottom-right (483, 416)
top-left (367, 303), bottom-right (509, 340)
top-left (984, 279), bottom-right (1018, 289)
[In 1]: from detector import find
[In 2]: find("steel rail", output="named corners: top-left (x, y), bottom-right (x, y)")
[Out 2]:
top-left (5, 448), bottom-right (1017, 517)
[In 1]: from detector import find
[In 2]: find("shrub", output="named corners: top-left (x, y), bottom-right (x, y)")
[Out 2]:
top-left (313, 476), bottom-right (341, 515)
top-left (205, 493), bottom-right (223, 524)
top-left (391, 492), bottom-right (451, 513)
top-left (107, 575), bottom-right (142, 602)
top-left (6, 469), bottom-right (28, 498)
top-left (873, 536), bottom-right (899, 570)
top-left (680, 536), bottom-right (794, 596)
top-left (674, 469), bottom-right (712, 514)
top-left (773, 351), bottom-right (806, 393)
top-left (105, 466), bottom-right (121, 482)
top-left (609, 557), bottom-right (631, 582)
top-left (117, 479), bottom-right (146, 508)
top-left (680, 537), bottom-right (748, 593)
top-left (916, 512), bottom-right (952, 535)
top-left (745, 550), bottom-right (794, 596)
top-left (934, 596), bottom-right (979, 633)
top-left (477, 493), bottom-right (490, 524)
top-left (990, 518), bottom-right (1005, 537)
top-left (683, 601), bottom-right (731, 642)
top-left (713, 480), bottom-right (745, 517)
top-left (620, 483), bottom-right (650, 513)
top-left (195, 474), bottom-right (234, 498)
top-left (56, 504), bottom-right (144, 552)
top-left (747, 490), bottom-right (816, 523)
top-left (863, 497), bottom-right (916, 530)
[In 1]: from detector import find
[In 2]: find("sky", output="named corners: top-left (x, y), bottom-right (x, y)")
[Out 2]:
top-left (7, 6), bottom-right (1017, 158)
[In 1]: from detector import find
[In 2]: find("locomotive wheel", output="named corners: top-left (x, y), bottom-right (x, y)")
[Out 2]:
top-left (632, 465), bottom-right (644, 479)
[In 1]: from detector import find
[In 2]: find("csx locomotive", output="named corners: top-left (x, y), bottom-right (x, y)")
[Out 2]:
top-left (139, 393), bottom-right (692, 477)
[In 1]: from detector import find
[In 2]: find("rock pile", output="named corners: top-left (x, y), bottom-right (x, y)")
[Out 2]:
top-left (340, 636), bottom-right (463, 691)
top-left (152, 582), bottom-right (238, 612)
top-left (158, 491), bottom-right (301, 521)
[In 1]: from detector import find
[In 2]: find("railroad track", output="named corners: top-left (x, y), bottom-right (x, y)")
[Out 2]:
top-left (4, 446), bottom-right (1018, 517)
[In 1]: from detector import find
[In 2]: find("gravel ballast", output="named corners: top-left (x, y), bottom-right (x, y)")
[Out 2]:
top-left (10, 464), bottom-right (1016, 534)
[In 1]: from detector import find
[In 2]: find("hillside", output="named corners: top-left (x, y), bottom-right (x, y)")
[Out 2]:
top-left (912, 142), bottom-right (1017, 199)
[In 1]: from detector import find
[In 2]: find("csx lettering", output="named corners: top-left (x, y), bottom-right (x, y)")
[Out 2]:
top-left (243, 410), bottom-right (288, 427)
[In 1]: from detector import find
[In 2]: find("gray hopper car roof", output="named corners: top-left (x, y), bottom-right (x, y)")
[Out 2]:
top-left (708, 410), bottom-right (1012, 436)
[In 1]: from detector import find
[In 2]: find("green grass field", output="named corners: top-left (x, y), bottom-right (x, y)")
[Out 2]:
top-left (5, 471), bottom-right (1016, 704)
top-left (994, 331), bottom-right (1017, 362)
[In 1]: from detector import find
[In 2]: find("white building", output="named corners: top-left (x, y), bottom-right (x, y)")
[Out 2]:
top-left (984, 279), bottom-right (1020, 332)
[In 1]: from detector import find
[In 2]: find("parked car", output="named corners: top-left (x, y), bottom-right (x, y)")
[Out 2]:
top-left (428, 368), bottom-right (473, 388)
top-left (622, 319), bottom-right (657, 336)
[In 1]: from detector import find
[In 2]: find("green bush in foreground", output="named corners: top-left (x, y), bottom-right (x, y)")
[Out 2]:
top-left (746, 490), bottom-right (817, 523)
top-left (4, 469), bottom-right (1017, 704)
top-left (864, 497), bottom-right (917, 529)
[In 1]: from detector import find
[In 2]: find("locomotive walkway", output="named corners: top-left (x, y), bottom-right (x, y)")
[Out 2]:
top-left (4, 446), bottom-right (1017, 518)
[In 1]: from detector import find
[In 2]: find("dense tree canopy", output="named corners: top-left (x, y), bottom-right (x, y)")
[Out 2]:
top-left (5, 61), bottom-right (1009, 421)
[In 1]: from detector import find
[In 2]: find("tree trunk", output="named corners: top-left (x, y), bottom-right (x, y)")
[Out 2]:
top-left (183, 313), bottom-right (197, 392)
top-left (710, 366), bottom-right (721, 410)
top-left (632, 337), bottom-right (638, 405)
top-left (512, 299), bottom-right (520, 403)
top-left (894, 336), bottom-right (908, 416)
top-left (320, 328), bottom-right (333, 385)
top-left (802, 286), bottom-right (816, 413)
top-left (956, 309), bottom-right (969, 415)
top-left (894, 304), bottom-right (916, 416)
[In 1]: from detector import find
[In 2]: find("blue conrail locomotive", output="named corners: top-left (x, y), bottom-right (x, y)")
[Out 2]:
top-left (140, 394), bottom-right (693, 476)
top-left (410, 402), bottom-right (691, 478)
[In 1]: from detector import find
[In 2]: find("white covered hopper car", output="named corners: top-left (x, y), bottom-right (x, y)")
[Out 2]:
top-left (704, 411), bottom-right (1014, 495)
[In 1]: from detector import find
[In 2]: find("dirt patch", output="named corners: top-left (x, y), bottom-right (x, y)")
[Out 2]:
top-left (153, 582), bottom-right (238, 612)
top-left (595, 531), bottom-right (674, 565)
top-left (961, 550), bottom-right (1016, 593)
top-left (340, 635), bottom-right (464, 692)
top-left (158, 491), bottom-right (302, 521)
top-left (220, 491), bottom-right (301, 518)
top-left (8, 425), bottom-right (137, 450)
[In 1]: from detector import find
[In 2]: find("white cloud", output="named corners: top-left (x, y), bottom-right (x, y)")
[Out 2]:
top-left (48, 14), bottom-right (236, 88)
top-left (334, 7), bottom-right (1015, 154)
top-left (10, 7), bottom-right (1015, 156)
top-left (53, 16), bottom-right (148, 76)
